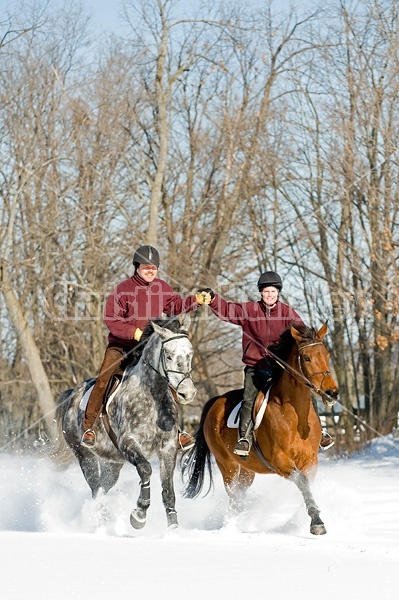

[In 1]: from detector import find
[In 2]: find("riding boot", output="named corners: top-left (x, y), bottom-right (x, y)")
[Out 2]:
top-left (82, 345), bottom-right (125, 446)
top-left (234, 400), bottom-right (255, 460)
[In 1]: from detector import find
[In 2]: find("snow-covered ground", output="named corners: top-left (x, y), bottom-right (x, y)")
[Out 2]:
top-left (1, 436), bottom-right (398, 600)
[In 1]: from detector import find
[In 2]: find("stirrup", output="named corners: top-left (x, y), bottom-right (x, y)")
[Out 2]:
top-left (81, 429), bottom-right (96, 448)
top-left (319, 431), bottom-right (334, 450)
top-left (234, 437), bottom-right (251, 457)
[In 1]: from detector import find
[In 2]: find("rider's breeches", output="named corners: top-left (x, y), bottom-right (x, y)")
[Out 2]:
top-left (239, 367), bottom-right (271, 439)
top-left (83, 345), bottom-right (125, 431)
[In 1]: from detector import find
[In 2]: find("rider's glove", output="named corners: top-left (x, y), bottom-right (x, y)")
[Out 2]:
top-left (195, 289), bottom-right (215, 305)
top-left (133, 327), bottom-right (143, 341)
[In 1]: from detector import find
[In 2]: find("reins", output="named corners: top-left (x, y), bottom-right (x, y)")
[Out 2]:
top-left (266, 342), bottom-right (336, 406)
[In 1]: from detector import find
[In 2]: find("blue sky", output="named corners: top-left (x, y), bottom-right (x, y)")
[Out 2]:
top-left (83, 0), bottom-right (123, 30)
top-left (51, 0), bottom-right (207, 32)
top-left (2, 1), bottom-right (295, 33)
top-left (63, 0), bottom-right (290, 33)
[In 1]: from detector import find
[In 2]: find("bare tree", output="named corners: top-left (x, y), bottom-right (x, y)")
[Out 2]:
top-left (0, 3), bottom-right (99, 441)
top-left (268, 0), bottom-right (399, 446)
top-left (2, 0), bottom-right (399, 453)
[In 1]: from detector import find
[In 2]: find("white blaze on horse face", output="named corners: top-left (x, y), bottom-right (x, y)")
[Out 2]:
top-left (150, 320), bottom-right (197, 403)
top-left (164, 336), bottom-right (196, 403)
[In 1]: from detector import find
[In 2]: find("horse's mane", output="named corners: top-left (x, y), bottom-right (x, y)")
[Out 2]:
top-left (126, 317), bottom-right (185, 368)
top-left (267, 323), bottom-right (318, 381)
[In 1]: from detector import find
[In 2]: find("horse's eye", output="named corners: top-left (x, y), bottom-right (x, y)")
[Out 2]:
top-left (165, 353), bottom-right (173, 361)
top-left (303, 355), bottom-right (311, 362)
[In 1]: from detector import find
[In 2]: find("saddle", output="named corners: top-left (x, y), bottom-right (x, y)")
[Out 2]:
top-left (253, 388), bottom-right (267, 418)
top-left (79, 370), bottom-right (124, 413)
top-left (99, 371), bottom-right (125, 453)
top-left (227, 382), bottom-right (272, 430)
top-left (103, 371), bottom-right (124, 410)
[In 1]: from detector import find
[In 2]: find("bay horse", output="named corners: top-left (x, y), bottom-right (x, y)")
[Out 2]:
top-left (54, 315), bottom-right (196, 529)
top-left (182, 322), bottom-right (339, 535)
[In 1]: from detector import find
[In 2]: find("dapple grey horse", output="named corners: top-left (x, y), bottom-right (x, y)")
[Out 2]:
top-left (55, 315), bottom-right (196, 529)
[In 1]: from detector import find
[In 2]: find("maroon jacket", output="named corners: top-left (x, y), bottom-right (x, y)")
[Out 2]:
top-left (104, 272), bottom-right (198, 349)
top-left (209, 294), bottom-right (304, 369)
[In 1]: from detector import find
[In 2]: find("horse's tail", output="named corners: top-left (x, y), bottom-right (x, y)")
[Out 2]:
top-left (48, 389), bottom-right (76, 465)
top-left (181, 396), bottom-right (218, 499)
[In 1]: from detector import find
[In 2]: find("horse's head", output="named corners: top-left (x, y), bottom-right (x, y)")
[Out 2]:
top-left (148, 315), bottom-right (197, 404)
top-left (290, 322), bottom-right (339, 407)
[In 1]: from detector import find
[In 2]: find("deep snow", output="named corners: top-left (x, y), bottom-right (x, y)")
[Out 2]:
top-left (1, 436), bottom-right (398, 600)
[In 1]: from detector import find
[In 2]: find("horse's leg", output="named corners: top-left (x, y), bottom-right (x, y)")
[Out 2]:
top-left (158, 445), bottom-right (178, 528)
top-left (289, 468), bottom-right (326, 535)
top-left (99, 461), bottom-right (124, 494)
top-left (119, 438), bottom-right (152, 529)
top-left (216, 458), bottom-right (255, 515)
top-left (72, 449), bottom-right (103, 498)
top-left (129, 459), bottom-right (152, 530)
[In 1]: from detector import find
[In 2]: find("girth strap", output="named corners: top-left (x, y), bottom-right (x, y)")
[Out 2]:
top-left (252, 438), bottom-right (276, 473)
top-left (101, 411), bottom-right (124, 457)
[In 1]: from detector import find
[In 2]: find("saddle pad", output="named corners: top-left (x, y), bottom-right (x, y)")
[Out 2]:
top-left (226, 387), bottom-right (271, 430)
top-left (79, 382), bottom-right (95, 412)
top-left (79, 378), bottom-right (121, 412)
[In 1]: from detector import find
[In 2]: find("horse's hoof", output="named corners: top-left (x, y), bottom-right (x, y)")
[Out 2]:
top-left (310, 523), bottom-right (327, 535)
top-left (130, 510), bottom-right (147, 529)
top-left (166, 509), bottom-right (178, 528)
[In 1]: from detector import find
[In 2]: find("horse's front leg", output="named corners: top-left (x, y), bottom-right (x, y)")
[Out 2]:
top-left (130, 476), bottom-right (151, 529)
top-left (158, 443), bottom-right (178, 528)
top-left (119, 437), bottom-right (152, 529)
top-left (222, 461), bottom-right (255, 516)
top-left (289, 468), bottom-right (326, 535)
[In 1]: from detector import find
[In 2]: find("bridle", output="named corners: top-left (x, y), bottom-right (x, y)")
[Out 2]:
top-left (267, 341), bottom-right (337, 407)
top-left (145, 333), bottom-right (194, 403)
top-left (298, 341), bottom-right (335, 403)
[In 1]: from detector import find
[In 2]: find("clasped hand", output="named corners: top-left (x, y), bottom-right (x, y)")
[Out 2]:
top-left (195, 288), bottom-right (215, 305)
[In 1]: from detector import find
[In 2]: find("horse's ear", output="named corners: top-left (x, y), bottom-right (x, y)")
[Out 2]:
top-left (290, 323), bottom-right (304, 344)
top-left (317, 321), bottom-right (328, 340)
top-left (179, 313), bottom-right (191, 333)
top-left (150, 321), bottom-right (170, 339)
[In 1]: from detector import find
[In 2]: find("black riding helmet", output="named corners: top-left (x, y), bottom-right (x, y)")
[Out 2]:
top-left (133, 245), bottom-right (160, 268)
top-left (257, 271), bottom-right (283, 292)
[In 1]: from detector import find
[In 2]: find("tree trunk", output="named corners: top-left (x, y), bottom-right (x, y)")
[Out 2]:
top-left (0, 265), bottom-right (56, 437)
